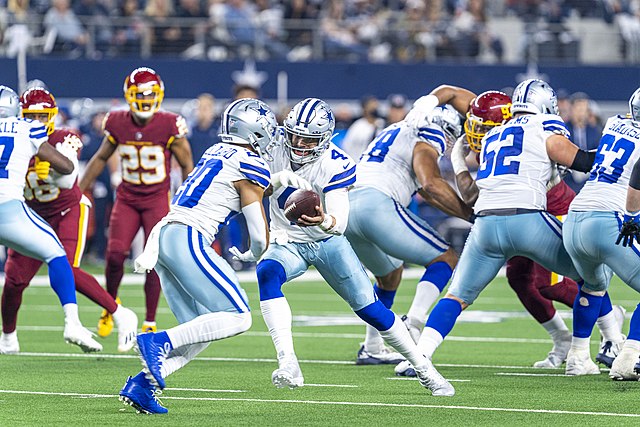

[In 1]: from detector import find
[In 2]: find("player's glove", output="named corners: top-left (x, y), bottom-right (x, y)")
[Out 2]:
top-left (229, 246), bottom-right (258, 262)
top-left (34, 156), bottom-right (51, 180)
top-left (616, 212), bottom-right (640, 247)
top-left (272, 170), bottom-right (312, 191)
top-left (404, 94), bottom-right (439, 130)
top-left (451, 136), bottom-right (470, 175)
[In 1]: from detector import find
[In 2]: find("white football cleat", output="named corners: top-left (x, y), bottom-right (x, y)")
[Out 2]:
top-left (115, 307), bottom-right (139, 352)
top-left (609, 348), bottom-right (640, 381)
top-left (565, 349), bottom-right (600, 376)
top-left (414, 360), bottom-right (455, 396)
top-left (356, 344), bottom-right (405, 365)
top-left (0, 331), bottom-right (19, 354)
top-left (272, 358), bottom-right (304, 389)
top-left (64, 322), bottom-right (103, 353)
top-left (394, 359), bottom-right (417, 377)
top-left (533, 331), bottom-right (572, 368)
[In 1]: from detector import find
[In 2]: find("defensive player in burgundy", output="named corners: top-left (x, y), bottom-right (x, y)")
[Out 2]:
top-left (79, 67), bottom-right (193, 334)
top-left (1, 87), bottom-right (138, 353)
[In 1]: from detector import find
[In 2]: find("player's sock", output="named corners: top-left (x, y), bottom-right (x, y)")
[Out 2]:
top-left (541, 312), bottom-right (570, 339)
top-left (105, 251), bottom-right (126, 298)
top-left (378, 315), bottom-right (428, 368)
top-left (48, 255), bottom-right (77, 305)
top-left (260, 297), bottom-right (296, 361)
top-left (1, 281), bottom-right (26, 333)
top-left (160, 343), bottom-right (210, 378)
top-left (597, 310), bottom-right (625, 343)
top-left (63, 303), bottom-right (81, 325)
top-left (406, 262), bottom-right (453, 326)
top-left (165, 312), bottom-right (251, 348)
top-left (572, 290), bottom-right (603, 350)
top-left (144, 271), bottom-right (161, 323)
top-left (363, 285), bottom-right (396, 353)
top-left (418, 327), bottom-right (444, 359)
top-left (73, 267), bottom-right (118, 313)
top-left (424, 298), bottom-right (462, 340)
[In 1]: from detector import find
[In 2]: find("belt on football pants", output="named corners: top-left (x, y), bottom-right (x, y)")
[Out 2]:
top-left (476, 208), bottom-right (542, 217)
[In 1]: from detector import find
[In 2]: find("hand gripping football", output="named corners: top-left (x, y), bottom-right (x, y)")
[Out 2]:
top-left (284, 189), bottom-right (321, 222)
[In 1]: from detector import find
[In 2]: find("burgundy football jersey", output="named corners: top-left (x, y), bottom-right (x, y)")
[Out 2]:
top-left (104, 110), bottom-right (187, 202)
top-left (546, 180), bottom-right (575, 216)
top-left (24, 129), bottom-right (82, 218)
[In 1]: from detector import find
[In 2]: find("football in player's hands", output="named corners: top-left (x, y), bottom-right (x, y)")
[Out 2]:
top-left (284, 189), bottom-right (321, 223)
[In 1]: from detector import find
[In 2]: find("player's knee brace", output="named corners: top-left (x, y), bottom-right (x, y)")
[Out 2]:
top-left (355, 300), bottom-right (395, 331)
top-left (256, 259), bottom-right (287, 301)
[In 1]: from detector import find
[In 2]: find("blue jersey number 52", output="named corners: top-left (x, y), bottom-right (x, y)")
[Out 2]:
top-left (477, 126), bottom-right (524, 180)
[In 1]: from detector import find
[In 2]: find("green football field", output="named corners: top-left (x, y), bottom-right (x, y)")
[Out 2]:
top-left (0, 271), bottom-right (639, 426)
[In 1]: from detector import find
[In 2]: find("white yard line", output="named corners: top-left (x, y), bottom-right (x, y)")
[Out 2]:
top-left (0, 389), bottom-right (636, 418)
top-left (495, 372), bottom-right (574, 377)
top-left (304, 384), bottom-right (358, 388)
top-left (10, 351), bottom-right (563, 370)
top-left (386, 377), bottom-right (471, 382)
top-left (164, 387), bottom-right (246, 393)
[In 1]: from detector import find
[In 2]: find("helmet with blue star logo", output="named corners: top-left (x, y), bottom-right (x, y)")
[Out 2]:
top-left (219, 98), bottom-right (278, 160)
top-left (283, 98), bottom-right (335, 164)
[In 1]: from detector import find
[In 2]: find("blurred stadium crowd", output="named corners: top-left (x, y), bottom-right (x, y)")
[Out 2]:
top-left (1, 0), bottom-right (640, 63)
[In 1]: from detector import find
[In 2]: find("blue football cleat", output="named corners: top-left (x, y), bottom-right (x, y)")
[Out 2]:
top-left (119, 372), bottom-right (168, 414)
top-left (355, 344), bottom-right (405, 365)
top-left (135, 332), bottom-right (173, 389)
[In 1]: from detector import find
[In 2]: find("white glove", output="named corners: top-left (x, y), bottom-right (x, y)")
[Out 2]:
top-left (51, 142), bottom-right (80, 189)
top-left (272, 169), bottom-right (312, 190)
top-left (404, 94), bottom-right (439, 130)
top-left (229, 246), bottom-right (258, 262)
top-left (451, 136), bottom-right (470, 175)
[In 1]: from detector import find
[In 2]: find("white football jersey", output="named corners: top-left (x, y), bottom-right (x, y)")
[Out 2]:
top-left (570, 115), bottom-right (640, 212)
top-left (474, 113), bottom-right (569, 213)
top-left (0, 117), bottom-right (48, 204)
top-left (268, 142), bottom-right (356, 243)
top-left (167, 143), bottom-right (270, 243)
top-left (356, 120), bottom-right (447, 207)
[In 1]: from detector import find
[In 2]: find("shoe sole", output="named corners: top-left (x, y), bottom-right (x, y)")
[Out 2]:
top-left (272, 373), bottom-right (303, 389)
top-left (356, 357), bottom-right (405, 366)
top-left (64, 338), bottom-right (102, 353)
top-left (119, 394), bottom-right (167, 414)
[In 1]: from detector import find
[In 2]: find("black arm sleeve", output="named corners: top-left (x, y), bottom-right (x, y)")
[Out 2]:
top-left (570, 150), bottom-right (596, 173)
top-left (630, 159), bottom-right (640, 190)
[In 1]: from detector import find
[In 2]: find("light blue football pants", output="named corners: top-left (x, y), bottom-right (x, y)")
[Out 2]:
top-left (448, 212), bottom-right (581, 305)
top-left (154, 223), bottom-right (250, 324)
top-left (261, 235), bottom-right (376, 311)
top-left (346, 187), bottom-right (449, 277)
top-left (564, 211), bottom-right (640, 293)
top-left (0, 199), bottom-right (65, 262)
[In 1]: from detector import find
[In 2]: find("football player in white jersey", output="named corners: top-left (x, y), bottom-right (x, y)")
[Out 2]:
top-left (563, 87), bottom-right (640, 378)
top-left (409, 79), bottom-right (597, 380)
top-left (119, 99), bottom-right (275, 414)
top-left (257, 97), bottom-right (455, 396)
top-left (0, 85), bottom-right (102, 354)
top-left (347, 96), bottom-right (474, 365)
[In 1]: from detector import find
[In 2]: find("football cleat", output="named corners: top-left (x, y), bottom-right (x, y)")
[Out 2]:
top-left (115, 307), bottom-right (139, 352)
top-left (0, 331), bottom-right (20, 354)
top-left (119, 372), bottom-right (168, 414)
top-left (533, 331), bottom-right (572, 368)
top-left (141, 322), bottom-right (157, 333)
top-left (356, 344), bottom-right (405, 365)
top-left (609, 348), bottom-right (640, 381)
top-left (63, 322), bottom-right (102, 353)
top-left (565, 349), bottom-right (600, 376)
top-left (136, 332), bottom-right (172, 389)
top-left (272, 358), bottom-right (304, 389)
top-left (394, 360), bottom-right (417, 377)
top-left (401, 315), bottom-right (423, 344)
top-left (414, 360), bottom-right (455, 396)
top-left (596, 336), bottom-right (625, 368)
top-left (97, 297), bottom-right (121, 338)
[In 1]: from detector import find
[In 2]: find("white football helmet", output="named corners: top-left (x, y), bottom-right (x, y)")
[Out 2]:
top-left (511, 79), bottom-right (558, 115)
top-left (219, 98), bottom-right (278, 161)
top-left (283, 98), bottom-right (335, 164)
top-left (430, 104), bottom-right (463, 149)
top-left (629, 87), bottom-right (640, 126)
top-left (0, 86), bottom-right (20, 118)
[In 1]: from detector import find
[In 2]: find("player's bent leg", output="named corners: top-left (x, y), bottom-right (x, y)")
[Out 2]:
top-left (142, 271), bottom-right (161, 332)
top-left (566, 287), bottom-right (604, 376)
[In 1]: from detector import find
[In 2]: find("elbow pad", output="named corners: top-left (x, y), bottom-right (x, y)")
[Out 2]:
top-left (242, 201), bottom-right (268, 259)
top-left (570, 150), bottom-right (596, 173)
top-left (321, 189), bottom-right (349, 235)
